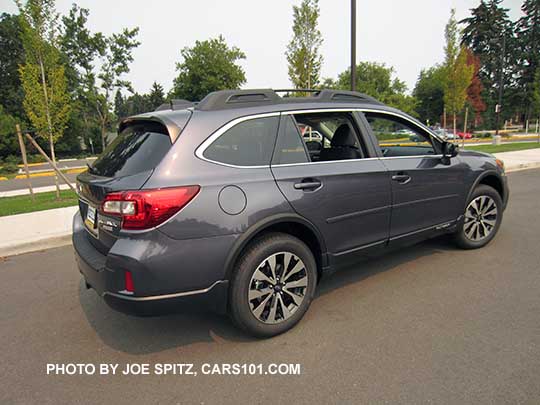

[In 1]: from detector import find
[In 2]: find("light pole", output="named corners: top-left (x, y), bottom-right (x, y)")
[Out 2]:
top-left (351, 0), bottom-right (356, 91)
top-left (495, 34), bottom-right (506, 136)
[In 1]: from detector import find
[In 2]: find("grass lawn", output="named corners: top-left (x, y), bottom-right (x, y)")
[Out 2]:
top-left (0, 189), bottom-right (78, 217)
top-left (465, 142), bottom-right (540, 154)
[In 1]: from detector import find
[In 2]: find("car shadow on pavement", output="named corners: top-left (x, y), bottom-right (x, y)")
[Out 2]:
top-left (79, 235), bottom-right (456, 355)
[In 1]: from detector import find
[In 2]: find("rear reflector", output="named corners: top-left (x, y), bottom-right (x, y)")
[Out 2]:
top-left (101, 186), bottom-right (200, 230)
top-left (124, 271), bottom-right (134, 293)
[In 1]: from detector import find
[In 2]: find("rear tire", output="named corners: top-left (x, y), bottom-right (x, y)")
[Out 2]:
top-left (229, 233), bottom-right (317, 338)
top-left (454, 185), bottom-right (503, 249)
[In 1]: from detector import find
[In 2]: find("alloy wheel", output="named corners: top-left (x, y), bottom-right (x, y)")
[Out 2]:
top-left (248, 252), bottom-right (308, 324)
top-left (464, 195), bottom-right (498, 242)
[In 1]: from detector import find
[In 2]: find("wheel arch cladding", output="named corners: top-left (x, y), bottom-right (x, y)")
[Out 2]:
top-left (478, 174), bottom-right (504, 201)
top-left (223, 215), bottom-right (327, 281)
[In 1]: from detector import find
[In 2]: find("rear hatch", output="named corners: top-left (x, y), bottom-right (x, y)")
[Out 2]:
top-left (77, 119), bottom-right (180, 253)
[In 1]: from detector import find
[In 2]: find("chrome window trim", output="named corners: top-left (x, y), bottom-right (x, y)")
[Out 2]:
top-left (271, 154), bottom-right (444, 168)
top-left (195, 108), bottom-right (446, 170)
top-left (195, 112), bottom-right (280, 169)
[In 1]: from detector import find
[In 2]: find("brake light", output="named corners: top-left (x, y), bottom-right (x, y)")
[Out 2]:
top-left (101, 186), bottom-right (200, 230)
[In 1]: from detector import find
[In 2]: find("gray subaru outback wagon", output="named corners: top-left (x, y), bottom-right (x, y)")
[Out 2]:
top-left (73, 89), bottom-right (509, 337)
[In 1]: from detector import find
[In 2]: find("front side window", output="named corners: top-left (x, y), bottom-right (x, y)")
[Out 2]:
top-left (290, 112), bottom-right (366, 162)
top-left (203, 116), bottom-right (279, 166)
top-left (364, 112), bottom-right (437, 157)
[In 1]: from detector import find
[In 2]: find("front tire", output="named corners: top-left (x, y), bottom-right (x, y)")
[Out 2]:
top-left (229, 233), bottom-right (317, 338)
top-left (454, 184), bottom-right (503, 249)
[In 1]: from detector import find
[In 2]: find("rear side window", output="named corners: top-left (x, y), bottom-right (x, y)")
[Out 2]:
top-left (203, 116), bottom-right (279, 166)
top-left (90, 121), bottom-right (171, 178)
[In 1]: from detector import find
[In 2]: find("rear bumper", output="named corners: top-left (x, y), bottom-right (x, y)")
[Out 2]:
top-left (72, 213), bottom-right (231, 316)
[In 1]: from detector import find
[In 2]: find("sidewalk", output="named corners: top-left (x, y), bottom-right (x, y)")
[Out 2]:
top-left (494, 149), bottom-right (540, 172)
top-left (0, 149), bottom-right (539, 257)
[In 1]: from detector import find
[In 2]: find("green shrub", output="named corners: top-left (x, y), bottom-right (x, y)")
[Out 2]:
top-left (4, 155), bottom-right (19, 165)
top-left (0, 162), bottom-right (19, 174)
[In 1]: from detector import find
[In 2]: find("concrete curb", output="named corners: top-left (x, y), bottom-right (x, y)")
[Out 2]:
top-left (0, 234), bottom-right (72, 257)
top-left (0, 206), bottom-right (77, 258)
top-left (505, 161), bottom-right (540, 173)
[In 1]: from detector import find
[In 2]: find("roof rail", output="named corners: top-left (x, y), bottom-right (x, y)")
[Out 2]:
top-left (194, 89), bottom-right (383, 111)
top-left (155, 99), bottom-right (195, 111)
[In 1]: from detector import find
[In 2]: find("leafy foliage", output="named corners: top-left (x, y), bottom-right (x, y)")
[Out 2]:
top-left (413, 66), bottom-right (446, 125)
top-left (0, 13), bottom-right (25, 120)
top-left (0, 106), bottom-right (18, 159)
top-left (286, 0), bottom-right (323, 91)
top-left (516, 0), bottom-right (540, 118)
top-left (58, 3), bottom-right (139, 151)
top-left (532, 67), bottom-right (540, 117)
top-left (17, 0), bottom-right (71, 145)
top-left (443, 10), bottom-right (474, 118)
top-left (465, 49), bottom-right (487, 126)
top-left (460, 0), bottom-right (516, 126)
top-left (170, 36), bottom-right (246, 101)
top-left (324, 62), bottom-right (418, 116)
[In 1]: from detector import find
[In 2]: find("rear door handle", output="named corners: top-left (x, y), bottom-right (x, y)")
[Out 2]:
top-left (391, 174), bottom-right (411, 184)
top-left (294, 180), bottom-right (322, 190)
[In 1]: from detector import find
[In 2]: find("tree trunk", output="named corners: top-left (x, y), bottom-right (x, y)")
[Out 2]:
top-left (453, 113), bottom-right (457, 145)
top-left (100, 120), bottom-right (106, 152)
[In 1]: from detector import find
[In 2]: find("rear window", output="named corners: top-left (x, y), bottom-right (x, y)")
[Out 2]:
top-left (90, 122), bottom-right (171, 178)
top-left (202, 116), bottom-right (279, 166)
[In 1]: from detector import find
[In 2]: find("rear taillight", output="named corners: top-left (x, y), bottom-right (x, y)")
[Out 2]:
top-left (101, 186), bottom-right (200, 230)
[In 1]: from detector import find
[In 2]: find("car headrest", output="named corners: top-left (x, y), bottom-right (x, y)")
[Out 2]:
top-left (305, 140), bottom-right (322, 151)
top-left (331, 124), bottom-right (357, 148)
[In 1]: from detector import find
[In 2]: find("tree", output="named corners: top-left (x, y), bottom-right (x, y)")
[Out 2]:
top-left (326, 61), bottom-right (418, 116)
top-left (59, 3), bottom-right (139, 151)
top-left (170, 36), bottom-right (246, 101)
top-left (465, 49), bottom-right (487, 127)
top-left (147, 81), bottom-right (165, 110)
top-left (532, 67), bottom-right (540, 120)
top-left (413, 66), bottom-right (446, 125)
top-left (460, 0), bottom-right (515, 127)
top-left (94, 28), bottom-right (140, 150)
top-left (443, 9), bottom-right (474, 136)
top-left (0, 106), bottom-right (18, 159)
top-left (516, 0), bottom-right (540, 122)
top-left (0, 13), bottom-right (25, 121)
top-left (17, 0), bottom-right (71, 197)
top-left (286, 0), bottom-right (323, 92)
top-left (60, 4), bottom-right (105, 151)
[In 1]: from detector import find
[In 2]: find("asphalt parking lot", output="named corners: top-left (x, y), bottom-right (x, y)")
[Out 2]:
top-left (1, 169), bottom-right (540, 404)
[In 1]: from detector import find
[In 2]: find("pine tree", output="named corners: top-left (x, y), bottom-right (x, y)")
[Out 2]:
top-left (148, 82), bottom-right (165, 110)
top-left (460, 0), bottom-right (515, 127)
top-left (517, 0), bottom-right (540, 121)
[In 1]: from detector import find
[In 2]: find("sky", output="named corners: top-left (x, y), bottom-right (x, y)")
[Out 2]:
top-left (1, 0), bottom-right (524, 95)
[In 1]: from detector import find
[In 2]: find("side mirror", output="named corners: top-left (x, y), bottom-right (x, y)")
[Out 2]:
top-left (442, 141), bottom-right (458, 158)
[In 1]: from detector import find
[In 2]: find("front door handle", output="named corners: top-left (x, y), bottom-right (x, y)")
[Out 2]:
top-left (391, 173), bottom-right (411, 184)
top-left (294, 179), bottom-right (322, 190)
